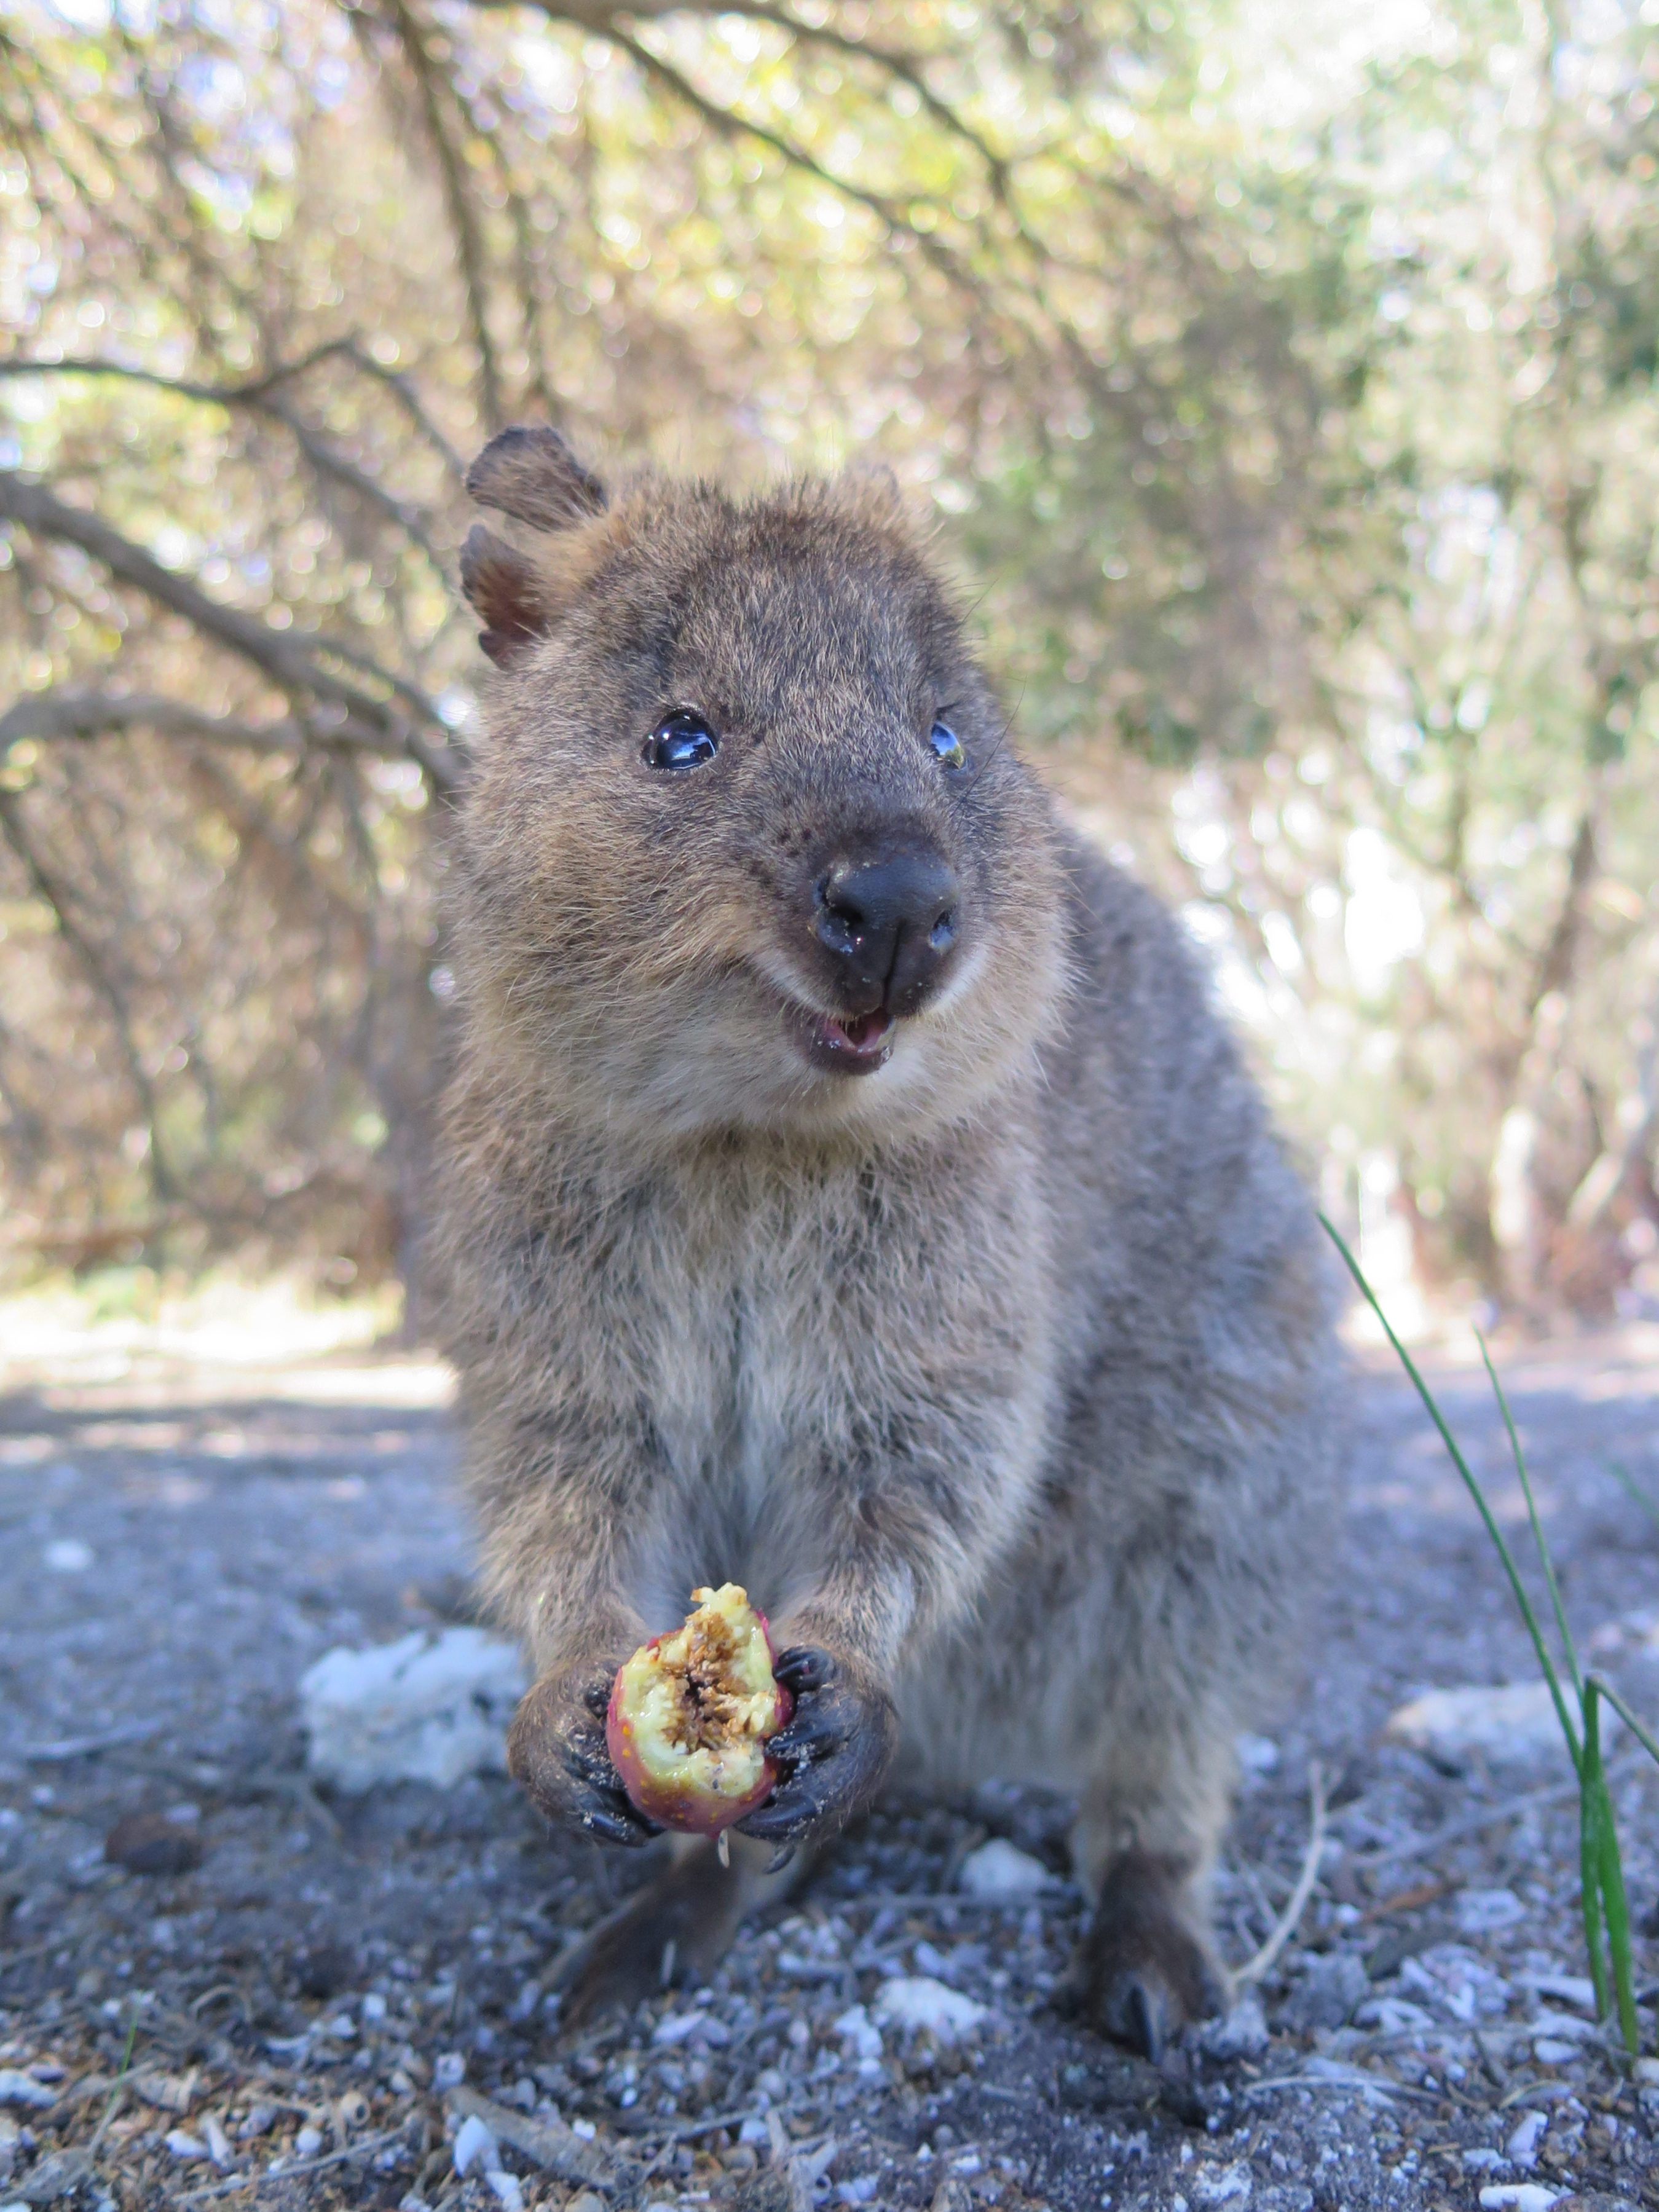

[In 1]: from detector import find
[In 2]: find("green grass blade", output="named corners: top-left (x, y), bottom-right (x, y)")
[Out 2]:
top-left (1586, 1671), bottom-right (1659, 1771)
top-left (1320, 1213), bottom-right (1582, 1772)
top-left (1607, 1458), bottom-right (1659, 1534)
top-left (1480, 1331), bottom-right (1582, 1696)
top-left (1599, 1806), bottom-right (1641, 2055)
top-left (1580, 1687), bottom-right (1612, 2023)
top-left (1583, 1680), bottom-right (1642, 2052)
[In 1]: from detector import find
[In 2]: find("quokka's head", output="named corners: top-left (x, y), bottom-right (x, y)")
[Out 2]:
top-left (454, 425), bottom-right (1068, 1145)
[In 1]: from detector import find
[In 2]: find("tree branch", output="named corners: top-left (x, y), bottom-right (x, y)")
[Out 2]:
top-left (490, 0), bottom-right (1020, 194)
top-left (0, 353), bottom-right (451, 564)
top-left (379, 0), bottom-right (505, 435)
top-left (0, 688), bottom-right (457, 779)
top-left (601, 22), bottom-right (991, 310)
top-left (0, 473), bottom-right (461, 791)
top-left (0, 787), bottom-right (175, 1203)
top-left (0, 339), bottom-right (468, 483)
top-left (1528, 800), bottom-right (1599, 1018)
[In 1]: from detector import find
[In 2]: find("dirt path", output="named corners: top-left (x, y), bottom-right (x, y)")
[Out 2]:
top-left (3, 1326), bottom-right (1658, 2212)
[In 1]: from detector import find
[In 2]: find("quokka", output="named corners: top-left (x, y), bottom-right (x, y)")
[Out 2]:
top-left (435, 425), bottom-right (1340, 2052)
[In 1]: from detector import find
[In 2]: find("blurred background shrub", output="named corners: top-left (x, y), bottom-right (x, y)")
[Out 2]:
top-left (1, 0), bottom-right (1657, 1328)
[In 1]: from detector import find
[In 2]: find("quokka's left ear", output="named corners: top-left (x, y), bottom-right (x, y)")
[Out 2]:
top-left (459, 425), bottom-right (611, 667)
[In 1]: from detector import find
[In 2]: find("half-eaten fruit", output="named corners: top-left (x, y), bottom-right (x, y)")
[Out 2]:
top-left (607, 1584), bottom-right (792, 1837)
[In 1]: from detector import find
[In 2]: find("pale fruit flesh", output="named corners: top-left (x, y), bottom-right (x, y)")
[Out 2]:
top-left (607, 1583), bottom-right (792, 1836)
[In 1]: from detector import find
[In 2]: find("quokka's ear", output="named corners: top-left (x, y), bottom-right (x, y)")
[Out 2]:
top-left (465, 423), bottom-right (607, 531)
top-left (460, 524), bottom-right (552, 667)
top-left (460, 425), bottom-right (610, 664)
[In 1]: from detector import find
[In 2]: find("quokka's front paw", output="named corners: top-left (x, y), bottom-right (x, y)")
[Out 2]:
top-left (735, 1645), bottom-right (897, 1846)
top-left (1071, 1848), bottom-right (1226, 2061)
top-left (507, 1663), bottom-right (663, 1848)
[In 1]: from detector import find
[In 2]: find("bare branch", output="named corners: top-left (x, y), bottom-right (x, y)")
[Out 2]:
top-left (0, 472), bottom-right (462, 791)
top-left (486, 0), bottom-right (1020, 191)
top-left (378, 0), bottom-right (505, 434)
top-left (0, 787), bottom-right (175, 1203)
top-left (332, 339), bottom-right (470, 485)
top-left (601, 22), bottom-right (989, 307)
top-left (0, 353), bottom-right (452, 563)
top-left (256, 396), bottom-right (451, 569)
top-left (0, 688), bottom-right (459, 781)
top-left (0, 340), bottom-right (468, 483)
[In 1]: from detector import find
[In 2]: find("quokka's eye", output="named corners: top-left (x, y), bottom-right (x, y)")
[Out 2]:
top-left (929, 719), bottom-right (967, 770)
top-left (643, 710), bottom-right (719, 770)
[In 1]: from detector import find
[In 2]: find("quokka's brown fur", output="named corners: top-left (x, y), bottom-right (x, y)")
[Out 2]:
top-left (436, 426), bottom-right (1342, 2050)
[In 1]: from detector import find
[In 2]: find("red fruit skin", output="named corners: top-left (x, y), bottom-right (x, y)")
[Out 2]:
top-left (605, 1612), bottom-right (794, 1838)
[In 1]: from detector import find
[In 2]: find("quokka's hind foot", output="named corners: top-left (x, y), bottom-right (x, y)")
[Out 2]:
top-left (553, 1832), bottom-right (810, 2028)
top-left (1069, 1848), bottom-right (1226, 2061)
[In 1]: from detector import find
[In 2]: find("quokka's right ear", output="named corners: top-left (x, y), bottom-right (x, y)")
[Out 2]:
top-left (465, 424), bottom-right (607, 531)
top-left (460, 524), bottom-right (551, 667)
top-left (460, 425), bottom-right (610, 665)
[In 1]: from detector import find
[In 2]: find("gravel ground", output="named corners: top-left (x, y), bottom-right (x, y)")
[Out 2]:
top-left (4, 1320), bottom-right (1659, 2212)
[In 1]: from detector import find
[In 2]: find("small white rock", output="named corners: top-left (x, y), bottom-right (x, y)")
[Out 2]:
top-left (485, 2174), bottom-right (524, 2211)
top-left (1457, 1887), bottom-right (1528, 1935)
top-left (1478, 2188), bottom-right (1564, 2212)
top-left (1235, 1734), bottom-right (1280, 1778)
top-left (432, 2052), bottom-right (467, 2090)
top-left (872, 1975), bottom-right (990, 2042)
top-left (452, 2112), bottom-right (500, 2176)
top-left (652, 2011), bottom-right (711, 2046)
top-left (956, 1838), bottom-right (1054, 1900)
top-left (1385, 1682), bottom-right (1606, 1768)
top-left (43, 1539), bottom-right (93, 1574)
top-left (1200, 1996), bottom-right (1269, 2060)
top-left (1532, 2038), bottom-right (1579, 2065)
top-left (294, 2125), bottom-right (324, 2158)
top-left (1192, 2165), bottom-right (1251, 2206)
top-left (1282, 1950), bottom-right (1369, 2032)
top-left (833, 2004), bottom-right (885, 2061)
top-left (202, 2114), bottom-right (234, 2170)
top-left (299, 1628), bottom-right (527, 1792)
top-left (1527, 2009), bottom-right (1596, 2044)
top-left (0, 2072), bottom-right (56, 2110)
top-left (1505, 2111), bottom-right (1547, 2167)
top-left (1634, 2056), bottom-right (1659, 2086)
top-left (165, 2131), bottom-right (208, 2161)
top-left (1517, 1970), bottom-right (1595, 2011)
top-left (1355, 1996), bottom-right (1435, 2036)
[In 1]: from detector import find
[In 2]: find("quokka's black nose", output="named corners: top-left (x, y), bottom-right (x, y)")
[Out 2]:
top-left (812, 844), bottom-right (960, 1015)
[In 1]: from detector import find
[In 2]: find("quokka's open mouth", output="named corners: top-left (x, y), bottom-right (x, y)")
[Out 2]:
top-left (790, 1006), bottom-right (897, 1076)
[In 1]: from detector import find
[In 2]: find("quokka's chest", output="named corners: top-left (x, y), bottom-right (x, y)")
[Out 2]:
top-left (558, 1154), bottom-right (1058, 1479)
